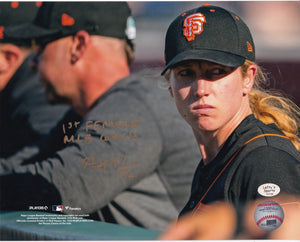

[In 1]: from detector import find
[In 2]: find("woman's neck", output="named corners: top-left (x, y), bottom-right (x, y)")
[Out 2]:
top-left (194, 110), bottom-right (252, 166)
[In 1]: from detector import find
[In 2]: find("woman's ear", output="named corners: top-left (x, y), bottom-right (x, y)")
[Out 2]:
top-left (168, 86), bottom-right (174, 98)
top-left (164, 71), bottom-right (174, 98)
top-left (243, 64), bottom-right (257, 95)
top-left (70, 30), bottom-right (90, 64)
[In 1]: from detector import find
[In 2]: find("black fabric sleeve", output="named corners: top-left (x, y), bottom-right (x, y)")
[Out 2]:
top-left (228, 146), bottom-right (300, 204)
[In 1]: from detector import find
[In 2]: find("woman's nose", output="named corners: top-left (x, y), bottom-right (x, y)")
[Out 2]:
top-left (194, 78), bottom-right (210, 97)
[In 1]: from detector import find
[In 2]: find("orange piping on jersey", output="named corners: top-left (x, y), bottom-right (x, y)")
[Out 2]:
top-left (192, 133), bottom-right (290, 215)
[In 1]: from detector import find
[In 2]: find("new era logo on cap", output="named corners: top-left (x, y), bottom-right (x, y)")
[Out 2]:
top-left (247, 41), bottom-right (253, 52)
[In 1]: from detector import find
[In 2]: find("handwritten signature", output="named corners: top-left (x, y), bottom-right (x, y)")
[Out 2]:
top-left (82, 153), bottom-right (138, 178)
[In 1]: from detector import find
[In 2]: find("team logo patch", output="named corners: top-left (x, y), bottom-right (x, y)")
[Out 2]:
top-left (183, 13), bottom-right (206, 41)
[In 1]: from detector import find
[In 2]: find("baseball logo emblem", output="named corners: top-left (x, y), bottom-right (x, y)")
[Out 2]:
top-left (254, 200), bottom-right (284, 231)
top-left (183, 13), bottom-right (206, 41)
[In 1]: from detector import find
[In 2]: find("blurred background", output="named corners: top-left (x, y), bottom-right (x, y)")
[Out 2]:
top-left (128, 1), bottom-right (300, 106)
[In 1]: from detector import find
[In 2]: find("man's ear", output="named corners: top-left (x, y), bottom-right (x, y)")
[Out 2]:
top-left (70, 30), bottom-right (90, 64)
top-left (243, 64), bottom-right (257, 95)
top-left (0, 44), bottom-right (22, 73)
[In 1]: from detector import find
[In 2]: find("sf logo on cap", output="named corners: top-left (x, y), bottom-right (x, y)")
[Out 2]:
top-left (183, 13), bottom-right (206, 41)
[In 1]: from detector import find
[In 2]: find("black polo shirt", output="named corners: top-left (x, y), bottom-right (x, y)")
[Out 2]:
top-left (180, 114), bottom-right (300, 216)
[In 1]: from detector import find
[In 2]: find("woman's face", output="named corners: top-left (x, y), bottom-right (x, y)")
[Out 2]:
top-left (168, 60), bottom-right (253, 134)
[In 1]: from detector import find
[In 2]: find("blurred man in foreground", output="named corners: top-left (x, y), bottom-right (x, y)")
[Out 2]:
top-left (0, 2), bottom-right (200, 230)
top-left (0, 2), bottom-right (69, 158)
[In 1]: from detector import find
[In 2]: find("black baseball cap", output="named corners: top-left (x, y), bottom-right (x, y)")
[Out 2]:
top-left (0, 2), bottom-right (40, 44)
top-left (4, 2), bottom-right (136, 48)
top-left (161, 4), bottom-right (255, 75)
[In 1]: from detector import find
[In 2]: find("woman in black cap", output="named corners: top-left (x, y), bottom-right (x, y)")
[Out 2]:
top-left (162, 3), bottom-right (300, 227)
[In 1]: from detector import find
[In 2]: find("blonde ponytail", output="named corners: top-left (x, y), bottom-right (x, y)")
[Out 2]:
top-left (241, 60), bottom-right (300, 151)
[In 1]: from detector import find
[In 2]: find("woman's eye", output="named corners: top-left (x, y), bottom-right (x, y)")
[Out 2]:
top-left (205, 68), bottom-right (228, 79)
top-left (211, 68), bottom-right (226, 75)
top-left (178, 69), bottom-right (194, 77)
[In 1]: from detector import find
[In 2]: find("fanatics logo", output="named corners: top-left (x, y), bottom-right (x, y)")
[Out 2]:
top-left (183, 13), bottom-right (206, 41)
